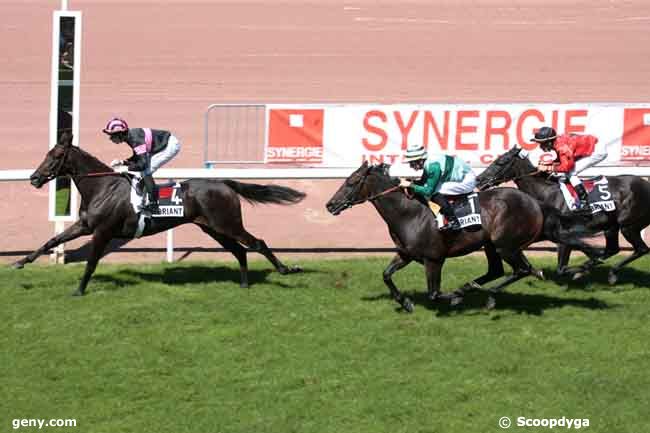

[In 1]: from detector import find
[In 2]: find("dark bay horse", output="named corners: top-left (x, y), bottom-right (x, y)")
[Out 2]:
top-left (13, 133), bottom-right (306, 295)
top-left (476, 146), bottom-right (650, 284)
top-left (325, 162), bottom-right (549, 312)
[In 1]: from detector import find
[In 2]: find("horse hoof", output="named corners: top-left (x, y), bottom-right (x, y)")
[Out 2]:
top-left (572, 271), bottom-right (587, 281)
top-left (402, 298), bottom-right (414, 313)
top-left (534, 269), bottom-right (545, 281)
top-left (71, 290), bottom-right (84, 297)
top-left (240, 283), bottom-right (249, 289)
top-left (279, 266), bottom-right (302, 275)
top-left (11, 262), bottom-right (24, 270)
top-left (450, 295), bottom-right (464, 306)
top-left (486, 297), bottom-right (496, 310)
top-left (608, 272), bottom-right (618, 286)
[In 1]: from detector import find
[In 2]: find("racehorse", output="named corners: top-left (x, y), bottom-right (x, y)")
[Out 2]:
top-left (13, 132), bottom-right (306, 295)
top-left (476, 146), bottom-right (650, 284)
top-left (325, 162), bottom-right (552, 312)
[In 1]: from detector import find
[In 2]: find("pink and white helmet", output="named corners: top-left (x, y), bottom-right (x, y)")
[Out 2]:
top-left (102, 117), bottom-right (129, 135)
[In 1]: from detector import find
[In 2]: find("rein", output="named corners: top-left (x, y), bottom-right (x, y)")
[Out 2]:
top-left (482, 158), bottom-right (542, 188)
top-left (511, 169), bottom-right (542, 182)
top-left (363, 185), bottom-right (402, 203)
top-left (80, 172), bottom-right (127, 178)
top-left (349, 185), bottom-right (402, 206)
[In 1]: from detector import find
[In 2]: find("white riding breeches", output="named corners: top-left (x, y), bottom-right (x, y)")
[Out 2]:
top-left (146, 135), bottom-right (181, 175)
top-left (438, 171), bottom-right (477, 195)
top-left (568, 139), bottom-right (608, 176)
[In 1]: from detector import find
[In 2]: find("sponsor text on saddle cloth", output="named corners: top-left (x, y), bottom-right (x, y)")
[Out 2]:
top-left (430, 193), bottom-right (482, 229)
top-left (558, 176), bottom-right (616, 214)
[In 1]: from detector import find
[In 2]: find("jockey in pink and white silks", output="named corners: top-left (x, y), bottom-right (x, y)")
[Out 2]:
top-left (103, 117), bottom-right (181, 213)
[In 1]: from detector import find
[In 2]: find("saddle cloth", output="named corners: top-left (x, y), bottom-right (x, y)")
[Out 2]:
top-left (430, 193), bottom-right (482, 230)
top-left (130, 177), bottom-right (185, 238)
top-left (558, 176), bottom-right (616, 214)
top-left (130, 177), bottom-right (184, 217)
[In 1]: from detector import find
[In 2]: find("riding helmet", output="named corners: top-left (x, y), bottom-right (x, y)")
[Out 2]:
top-left (102, 117), bottom-right (129, 135)
top-left (531, 126), bottom-right (557, 143)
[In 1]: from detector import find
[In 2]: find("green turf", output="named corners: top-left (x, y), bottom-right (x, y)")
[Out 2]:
top-left (1, 256), bottom-right (649, 433)
top-left (55, 180), bottom-right (71, 217)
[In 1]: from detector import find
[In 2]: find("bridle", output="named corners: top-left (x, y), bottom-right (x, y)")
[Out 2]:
top-left (339, 166), bottom-right (402, 210)
top-left (41, 145), bottom-right (128, 181)
top-left (480, 151), bottom-right (541, 190)
top-left (41, 144), bottom-right (73, 182)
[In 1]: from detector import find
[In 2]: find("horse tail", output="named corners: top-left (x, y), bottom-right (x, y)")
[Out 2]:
top-left (222, 180), bottom-right (306, 205)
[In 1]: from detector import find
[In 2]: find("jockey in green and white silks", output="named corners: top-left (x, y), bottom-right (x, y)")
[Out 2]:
top-left (399, 145), bottom-right (477, 232)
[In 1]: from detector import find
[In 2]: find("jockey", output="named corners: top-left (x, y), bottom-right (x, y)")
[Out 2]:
top-left (102, 117), bottom-right (181, 214)
top-left (532, 126), bottom-right (606, 212)
top-left (399, 145), bottom-right (477, 232)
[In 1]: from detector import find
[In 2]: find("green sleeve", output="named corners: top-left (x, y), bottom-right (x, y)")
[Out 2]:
top-left (412, 162), bottom-right (441, 200)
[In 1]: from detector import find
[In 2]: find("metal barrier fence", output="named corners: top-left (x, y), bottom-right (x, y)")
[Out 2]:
top-left (204, 104), bottom-right (266, 167)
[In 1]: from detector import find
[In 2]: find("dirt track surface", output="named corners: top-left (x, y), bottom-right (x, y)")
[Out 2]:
top-left (2, 0), bottom-right (650, 263)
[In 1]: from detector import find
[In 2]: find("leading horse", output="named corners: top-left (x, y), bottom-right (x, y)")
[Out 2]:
top-left (325, 162), bottom-right (551, 312)
top-left (476, 146), bottom-right (650, 284)
top-left (13, 133), bottom-right (306, 295)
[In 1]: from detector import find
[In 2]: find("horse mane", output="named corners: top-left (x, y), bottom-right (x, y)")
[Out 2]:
top-left (71, 146), bottom-right (113, 172)
top-left (369, 163), bottom-right (399, 186)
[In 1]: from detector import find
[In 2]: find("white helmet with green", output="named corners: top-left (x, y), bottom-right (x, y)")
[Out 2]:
top-left (404, 145), bottom-right (428, 162)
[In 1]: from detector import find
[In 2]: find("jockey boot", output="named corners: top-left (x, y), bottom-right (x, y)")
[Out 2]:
top-left (573, 183), bottom-right (591, 213)
top-left (142, 174), bottom-right (159, 214)
top-left (432, 194), bottom-right (462, 232)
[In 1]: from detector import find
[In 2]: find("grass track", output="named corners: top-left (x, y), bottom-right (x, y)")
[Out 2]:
top-left (1, 256), bottom-right (650, 432)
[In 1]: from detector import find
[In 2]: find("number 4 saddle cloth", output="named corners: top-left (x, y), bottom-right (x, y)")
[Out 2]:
top-left (429, 193), bottom-right (482, 230)
top-left (558, 176), bottom-right (616, 214)
top-left (129, 177), bottom-right (185, 217)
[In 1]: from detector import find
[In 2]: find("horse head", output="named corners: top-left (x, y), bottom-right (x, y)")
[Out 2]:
top-left (476, 146), bottom-right (534, 190)
top-left (326, 162), bottom-right (394, 215)
top-left (30, 132), bottom-right (74, 188)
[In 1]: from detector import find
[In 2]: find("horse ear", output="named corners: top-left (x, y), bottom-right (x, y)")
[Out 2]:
top-left (58, 131), bottom-right (73, 147)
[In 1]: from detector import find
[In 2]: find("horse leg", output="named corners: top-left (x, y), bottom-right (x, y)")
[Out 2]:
top-left (234, 229), bottom-right (301, 275)
top-left (607, 226), bottom-right (649, 285)
top-left (602, 225), bottom-right (621, 259)
top-left (198, 224), bottom-right (249, 288)
top-left (556, 244), bottom-right (572, 277)
top-left (449, 242), bottom-right (504, 306)
top-left (485, 250), bottom-right (533, 309)
top-left (382, 253), bottom-right (414, 312)
top-left (72, 231), bottom-right (111, 296)
top-left (12, 220), bottom-right (91, 269)
top-left (423, 258), bottom-right (444, 303)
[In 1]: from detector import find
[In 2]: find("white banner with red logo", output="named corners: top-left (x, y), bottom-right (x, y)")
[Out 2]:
top-left (265, 103), bottom-right (650, 168)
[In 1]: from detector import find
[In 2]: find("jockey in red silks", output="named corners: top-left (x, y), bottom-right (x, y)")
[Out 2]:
top-left (102, 117), bottom-right (181, 214)
top-left (533, 126), bottom-right (607, 212)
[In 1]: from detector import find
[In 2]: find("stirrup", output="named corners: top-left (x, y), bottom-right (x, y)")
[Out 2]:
top-left (573, 202), bottom-right (591, 214)
top-left (440, 219), bottom-right (462, 232)
top-left (142, 203), bottom-right (159, 214)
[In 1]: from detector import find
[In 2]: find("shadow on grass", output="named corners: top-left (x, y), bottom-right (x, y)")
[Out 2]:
top-left (362, 289), bottom-right (611, 316)
top-left (544, 264), bottom-right (650, 291)
top-left (91, 265), bottom-right (321, 291)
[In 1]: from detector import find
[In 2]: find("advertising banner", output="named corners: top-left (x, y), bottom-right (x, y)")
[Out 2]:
top-left (266, 104), bottom-right (650, 168)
